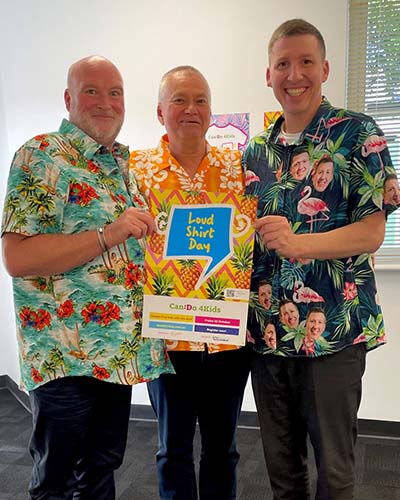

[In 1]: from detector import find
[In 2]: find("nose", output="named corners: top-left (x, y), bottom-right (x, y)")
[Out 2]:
top-left (96, 92), bottom-right (112, 109)
top-left (184, 100), bottom-right (197, 113)
top-left (288, 63), bottom-right (302, 81)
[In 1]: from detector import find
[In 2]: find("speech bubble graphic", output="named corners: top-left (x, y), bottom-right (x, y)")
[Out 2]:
top-left (164, 205), bottom-right (233, 289)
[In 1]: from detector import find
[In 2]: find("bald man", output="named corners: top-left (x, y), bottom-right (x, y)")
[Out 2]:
top-left (1, 55), bottom-right (173, 499)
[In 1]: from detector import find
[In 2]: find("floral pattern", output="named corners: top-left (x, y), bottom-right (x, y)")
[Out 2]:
top-left (243, 98), bottom-right (398, 357)
top-left (2, 119), bottom-right (174, 390)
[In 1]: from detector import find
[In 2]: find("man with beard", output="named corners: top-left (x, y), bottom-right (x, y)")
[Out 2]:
top-left (1, 55), bottom-right (173, 499)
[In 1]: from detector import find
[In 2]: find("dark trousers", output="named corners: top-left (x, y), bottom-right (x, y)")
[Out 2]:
top-left (251, 344), bottom-right (366, 500)
top-left (28, 376), bottom-right (132, 500)
top-left (147, 347), bottom-right (251, 500)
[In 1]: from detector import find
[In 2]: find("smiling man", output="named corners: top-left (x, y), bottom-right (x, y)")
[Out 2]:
top-left (243, 19), bottom-right (397, 500)
top-left (1, 55), bottom-right (173, 500)
top-left (129, 66), bottom-right (250, 500)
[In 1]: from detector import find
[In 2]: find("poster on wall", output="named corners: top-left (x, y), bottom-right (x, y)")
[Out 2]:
top-left (142, 189), bottom-right (257, 345)
top-left (264, 111), bottom-right (282, 129)
top-left (206, 112), bottom-right (249, 151)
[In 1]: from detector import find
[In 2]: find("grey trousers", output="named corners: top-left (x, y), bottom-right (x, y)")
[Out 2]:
top-left (251, 344), bottom-right (366, 500)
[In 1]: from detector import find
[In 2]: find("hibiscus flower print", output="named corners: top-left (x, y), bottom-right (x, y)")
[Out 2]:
top-left (56, 299), bottom-right (74, 319)
top-left (110, 192), bottom-right (127, 204)
top-left (86, 160), bottom-right (100, 173)
top-left (92, 363), bottom-right (111, 380)
top-left (34, 134), bottom-right (50, 151)
top-left (125, 262), bottom-right (143, 288)
top-left (68, 182), bottom-right (99, 206)
top-left (101, 302), bottom-right (121, 326)
top-left (19, 306), bottom-right (51, 331)
top-left (343, 282), bottom-right (358, 301)
top-left (133, 194), bottom-right (146, 208)
top-left (31, 366), bottom-right (44, 384)
top-left (81, 301), bottom-right (121, 326)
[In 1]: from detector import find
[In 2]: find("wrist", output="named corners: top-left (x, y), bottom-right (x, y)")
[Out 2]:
top-left (96, 227), bottom-right (108, 253)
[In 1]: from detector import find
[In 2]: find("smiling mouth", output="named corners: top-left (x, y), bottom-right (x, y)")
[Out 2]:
top-left (286, 87), bottom-right (306, 97)
top-left (93, 114), bottom-right (115, 120)
top-left (181, 120), bottom-right (200, 124)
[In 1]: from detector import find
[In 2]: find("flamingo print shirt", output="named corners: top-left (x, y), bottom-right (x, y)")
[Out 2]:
top-left (129, 134), bottom-right (244, 354)
top-left (1, 120), bottom-right (174, 391)
top-left (243, 98), bottom-right (398, 357)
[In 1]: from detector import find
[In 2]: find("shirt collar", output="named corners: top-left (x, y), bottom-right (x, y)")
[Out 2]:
top-left (58, 118), bottom-right (129, 160)
top-left (268, 97), bottom-right (332, 145)
top-left (154, 134), bottom-right (214, 175)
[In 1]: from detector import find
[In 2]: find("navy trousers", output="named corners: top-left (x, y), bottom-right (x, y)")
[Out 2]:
top-left (251, 344), bottom-right (366, 500)
top-left (147, 347), bottom-right (251, 500)
top-left (28, 376), bottom-right (132, 500)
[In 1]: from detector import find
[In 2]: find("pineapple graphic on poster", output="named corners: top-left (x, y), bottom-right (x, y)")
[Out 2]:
top-left (142, 189), bottom-right (257, 345)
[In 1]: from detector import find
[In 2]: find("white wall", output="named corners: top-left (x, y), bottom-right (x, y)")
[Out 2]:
top-left (1, 0), bottom-right (398, 421)
top-left (0, 66), bottom-right (21, 383)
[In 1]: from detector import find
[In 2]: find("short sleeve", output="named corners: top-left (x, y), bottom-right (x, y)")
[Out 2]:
top-left (1, 144), bottom-right (66, 236)
top-left (348, 118), bottom-right (397, 223)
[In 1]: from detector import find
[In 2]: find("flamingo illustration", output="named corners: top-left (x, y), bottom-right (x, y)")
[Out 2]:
top-left (293, 281), bottom-right (325, 304)
top-left (361, 135), bottom-right (387, 173)
top-left (305, 116), bottom-right (352, 143)
top-left (245, 169), bottom-right (260, 186)
top-left (297, 186), bottom-right (330, 232)
top-left (345, 257), bottom-right (354, 272)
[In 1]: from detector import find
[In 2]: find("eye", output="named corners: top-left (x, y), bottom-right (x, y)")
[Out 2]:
top-left (196, 97), bottom-right (208, 105)
top-left (85, 88), bottom-right (97, 95)
top-left (172, 97), bottom-right (185, 104)
top-left (303, 59), bottom-right (313, 66)
top-left (276, 61), bottom-right (288, 70)
top-left (110, 89), bottom-right (123, 97)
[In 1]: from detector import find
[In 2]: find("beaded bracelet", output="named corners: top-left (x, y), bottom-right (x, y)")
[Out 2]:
top-left (97, 227), bottom-right (108, 253)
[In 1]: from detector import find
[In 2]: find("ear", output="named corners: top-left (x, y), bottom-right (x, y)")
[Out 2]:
top-left (64, 89), bottom-right (71, 111)
top-left (266, 67), bottom-right (272, 88)
top-left (157, 104), bottom-right (164, 126)
top-left (322, 60), bottom-right (330, 83)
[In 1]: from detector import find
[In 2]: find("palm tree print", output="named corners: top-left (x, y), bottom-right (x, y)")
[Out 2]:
top-left (120, 338), bottom-right (140, 381)
top-left (109, 355), bottom-right (129, 384)
top-left (244, 98), bottom-right (395, 357)
top-left (2, 120), bottom-right (174, 391)
top-left (48, 346), bottom-right (66, 377)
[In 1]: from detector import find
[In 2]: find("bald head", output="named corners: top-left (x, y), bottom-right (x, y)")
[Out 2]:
top-left (158, 66), bottom-right (211, 104)
top-left (64, 55), bottom-right (125, 148)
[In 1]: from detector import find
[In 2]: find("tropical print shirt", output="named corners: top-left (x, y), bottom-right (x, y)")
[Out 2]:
top-left (1, 120), bottom-right (174, 391)
top-left (243, 98), bottom-right (398, 357)
top-left (129, 134), bottom-right (244, 353)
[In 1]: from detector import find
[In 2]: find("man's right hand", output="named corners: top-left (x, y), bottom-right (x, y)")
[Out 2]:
top-left (106, 207), bottom-right (155, 247)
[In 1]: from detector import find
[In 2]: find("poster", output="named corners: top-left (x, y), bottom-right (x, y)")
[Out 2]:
top-left (264, 111), bottom-right (282, 129)
top-left (206, 113), bottom-right (249, 151)
top-left (142, 189), bottom-right (257, 345)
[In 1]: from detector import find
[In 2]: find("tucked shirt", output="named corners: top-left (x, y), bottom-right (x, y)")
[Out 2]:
top-left (129, 134), bottom-right (244, 354)
top-left (1, 119), bottom-right (174, 390)
top-left (243, 98), bottom-right (398, 357)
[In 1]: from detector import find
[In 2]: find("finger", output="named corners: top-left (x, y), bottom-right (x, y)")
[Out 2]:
top-left (131, 220), bottom-right (148, 240)
top-left (136, 211), bottom-right (156, 235)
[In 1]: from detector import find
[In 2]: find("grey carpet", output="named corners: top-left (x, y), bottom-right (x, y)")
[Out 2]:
top-left (1, 387), bottom-right (400, 499)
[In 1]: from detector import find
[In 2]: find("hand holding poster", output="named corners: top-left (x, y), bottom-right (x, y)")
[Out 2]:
top-left (142, 189), bottom-right (257, 345)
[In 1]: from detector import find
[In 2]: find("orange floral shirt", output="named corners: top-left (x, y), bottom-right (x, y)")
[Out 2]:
top-left (129, 134), bottom-right (244, 353)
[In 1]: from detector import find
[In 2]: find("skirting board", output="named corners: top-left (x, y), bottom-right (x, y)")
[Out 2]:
top-left (1, 374), bottom-right (399, 438)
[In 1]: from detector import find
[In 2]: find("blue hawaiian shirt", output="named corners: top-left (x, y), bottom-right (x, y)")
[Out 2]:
top-left (1, 119), bottom-right (174, 390)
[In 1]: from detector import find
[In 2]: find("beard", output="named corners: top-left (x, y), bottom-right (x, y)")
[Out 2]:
top-left (71, 112), bottom-right (124, 148)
